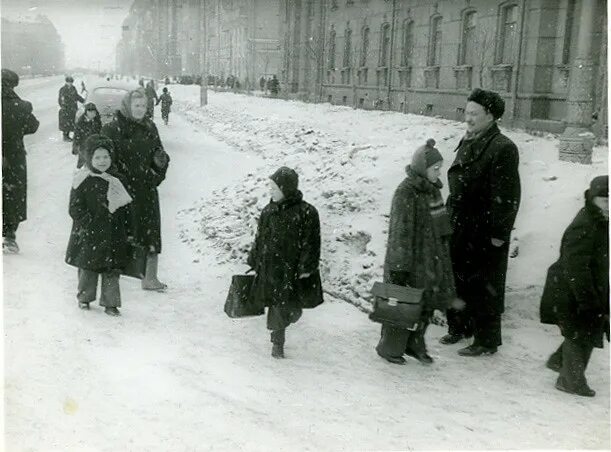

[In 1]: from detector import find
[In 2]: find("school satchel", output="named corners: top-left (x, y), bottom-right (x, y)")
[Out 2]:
top-left (224, 274), bottom-right (264, 318)
top-left (121, 243), bottom-right (148, 280)
top-left (368, 281), bottom-right (425, 331)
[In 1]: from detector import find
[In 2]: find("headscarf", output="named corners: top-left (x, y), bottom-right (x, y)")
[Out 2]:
top-left (119, 88), bottom-right (146, 121)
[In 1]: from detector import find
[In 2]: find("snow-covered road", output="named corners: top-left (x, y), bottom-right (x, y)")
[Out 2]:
top-left (3, 76), bottom-right (609, 451)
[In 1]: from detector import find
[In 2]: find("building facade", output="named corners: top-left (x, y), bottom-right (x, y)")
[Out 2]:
top-left (281, 0), bottom-right (607, 134)
top-left (116, 0), bottom-right (282, 88)
top-left (1, 15), bottom-right (64, 76)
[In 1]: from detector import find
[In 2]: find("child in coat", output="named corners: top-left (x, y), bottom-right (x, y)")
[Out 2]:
top-left (247, 167), bottom-right (323, 359)
top-left (540, 175), bottom-right (609, 397)
top-left (73, 102), bottom-right (102, 168)
top-left (65, 134), bottom-right (133, 316)
top-left (157, 87), bottom-right (173, 125)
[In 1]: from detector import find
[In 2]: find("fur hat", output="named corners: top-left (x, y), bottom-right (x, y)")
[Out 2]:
top-left (467, 88), bottom-right (505, 119)
top-left (588, 175), bottom-right (609, 198)
top-left (411, 139), bottom-right (443, 177)
top-left (269, 166), bottom-right (299, 197)
top-left (81, 134), bottom-right (114, 171)
top-left (1, 69), bottom-right (19, 89)
top-left (65, 75), bottom-right (74, 83)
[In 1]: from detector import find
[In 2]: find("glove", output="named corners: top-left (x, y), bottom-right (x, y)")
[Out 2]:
top-left (153, 149), bottom-right (169, 169)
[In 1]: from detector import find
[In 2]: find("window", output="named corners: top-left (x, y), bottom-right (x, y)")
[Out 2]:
top-left (428, 16), bottom-right (442, 66)
top-left (343, 28), bottom-right (352, 68)
top-left (498, 4), bottom-right (518, 64)
top-left (328, 30), bottom-right (336, 69)
top-left (360, 26), bottom-right (370, 67)
top-left (562, 0), bottom-right (576, 64)
top-left (401, 20), bottom-right (414, 67)
top-left (379, 23), bottom-right (391, 67)
top-left (461, 11), bottom-right (477, 65)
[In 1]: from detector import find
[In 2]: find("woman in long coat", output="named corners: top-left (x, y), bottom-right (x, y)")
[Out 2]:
top-left (376, 139), bottom-right (457, 365)
top-left (101, 89), bottom-right (170, 291)
top-left (73, 103), bottom-right (102, 168)
top-left (248, 166), bottom-right (323, 359)
top-left (540, 176), bottom-right (609, 397)
top-left (58, 76), bottom-right (85, 141)
top-left (2, 69), bottom-right (40, 253)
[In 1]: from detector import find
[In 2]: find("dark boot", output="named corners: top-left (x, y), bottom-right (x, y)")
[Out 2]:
top-left (439, 333), bottom-right (466, 345)
top-left (458, 344), bottom-right (498, 356)
top-left (104, 307), bottom-right (121, 317)
top-left (555, 377), bottom-right (595, 397)
top-left (271, 343), bottom-right (285, 359)
top-left (271, 329), bottom-right (285, 359)
top-left (405, 348), bottom-right (434, 365)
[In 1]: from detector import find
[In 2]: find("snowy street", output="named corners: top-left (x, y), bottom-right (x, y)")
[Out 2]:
top-left (3, 76), bottom-right (610, 451)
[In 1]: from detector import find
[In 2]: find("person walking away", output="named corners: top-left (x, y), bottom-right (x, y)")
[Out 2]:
top-left (2, 69), bottom-right (40, 254)
top-left (247, 167), bottom-right (323, 359)
top-left (65, 134), bottom-right (133, 316)
top-left (268, 75), bottom-right (280, 97)
top-left (376, 139), bottom-right (458, 365)
top-left (156, 87), bottom-right (173, 125)
top-left (259, 76), bottom-right (266, 93)
top-left (80, 81), bottom-right (87, 96)
top-left (73, 103), bottom-right (102, 168)
top-left (101, 89), bottom-right (171, 292)
top-left (540, 176), bottom-right (609, 397)
top-left (58, 76), bottom-right (85, 142)
top-left (442, 88), bottom-right (521, 356)
top-left (145, 80), bottom-right (159, 120)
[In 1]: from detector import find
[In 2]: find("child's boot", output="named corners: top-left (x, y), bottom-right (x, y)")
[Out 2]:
top-left (141, 254), bottom-right (168, 292)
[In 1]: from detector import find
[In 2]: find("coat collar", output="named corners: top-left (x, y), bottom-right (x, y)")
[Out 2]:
top-left (450, 122), bottom-right (501, 170)
top-left (405, 166), bottom-right (443, 194)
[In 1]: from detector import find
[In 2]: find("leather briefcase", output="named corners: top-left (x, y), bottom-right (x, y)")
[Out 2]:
top-left (368, 281), bottom-right (424, 331)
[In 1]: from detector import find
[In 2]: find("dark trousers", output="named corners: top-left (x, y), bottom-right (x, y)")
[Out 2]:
top-left (447, 306), bottom-right (501, 348)
top-left (2, 218), bottom-right (18, 239)
top-left (376, 313), bottom-right (431, 358)
top-left (551, 339), bottom-right (594, 389)
top-left (77, 269), bottom-right (121, 307)
top-left (267, 305), bottom-right (302, 345)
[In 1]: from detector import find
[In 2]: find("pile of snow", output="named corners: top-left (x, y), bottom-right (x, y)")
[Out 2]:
top-left (172, 86), bottom-right (608, 319)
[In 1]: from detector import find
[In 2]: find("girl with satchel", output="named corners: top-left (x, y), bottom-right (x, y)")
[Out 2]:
top-left (247, 166), bottom-right (323, 359)
top-left (376, 139), bottom-right (459, 365)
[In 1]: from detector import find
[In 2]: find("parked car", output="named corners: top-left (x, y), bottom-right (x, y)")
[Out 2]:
top-left (76, 81), bottom-right (139, 125)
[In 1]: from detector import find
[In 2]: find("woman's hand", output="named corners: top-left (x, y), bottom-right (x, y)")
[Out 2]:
top-left (299, 273), bottom-right (311, 279)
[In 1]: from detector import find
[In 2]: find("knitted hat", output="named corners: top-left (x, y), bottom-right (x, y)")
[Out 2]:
top-left (1, 69), bottom-right (19, 89)
top-left (468, 88), bottom-right (505, 119)
top-left (411, 139), bottom-right (443, 177)
top-left (81, 134), bottom-right (114, 171)
top-left (269, 166), bottom-right (299, 197)
top-left (589, 175), bottom-right (608, 198)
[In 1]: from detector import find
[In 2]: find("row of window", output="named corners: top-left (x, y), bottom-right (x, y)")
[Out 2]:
top-left (324, 2), bottom-right (575, 85)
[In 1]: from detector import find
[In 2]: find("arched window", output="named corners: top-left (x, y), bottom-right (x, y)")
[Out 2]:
top-left (343, 28), bottom-right (352, 68)
top-left (428, 15), bottom-right (442, 66)
top-left (379, 23), bottom-right (391, 67)
top-left (401, 19), bottom-right (414, 67)
top-left (360, 26), bottom-right (370, 67)
top-left (461, 10), bottom-right (477, 65)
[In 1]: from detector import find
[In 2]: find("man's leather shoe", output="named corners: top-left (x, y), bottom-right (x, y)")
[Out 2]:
top-left (458, 345), bottom-right (498, 356)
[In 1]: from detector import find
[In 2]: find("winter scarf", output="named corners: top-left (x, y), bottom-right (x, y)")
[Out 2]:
top-left (72, 168), bottom-right (132, 214)
top-left (461, 120), bottom-right (496, 143)
top-left (119, 88), bottom-right (147, 121)
top-left (405, 166), bottom-right (452, 238)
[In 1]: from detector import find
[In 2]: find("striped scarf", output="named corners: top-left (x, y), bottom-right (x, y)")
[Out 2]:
top-left (429, 189), bottom-right (452, 238)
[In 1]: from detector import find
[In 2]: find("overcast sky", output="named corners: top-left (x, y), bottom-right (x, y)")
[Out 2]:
top-left (1, 0), bottom-right (132, 70)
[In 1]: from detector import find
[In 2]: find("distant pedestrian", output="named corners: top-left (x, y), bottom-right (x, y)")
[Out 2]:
top-left (73, 102), bottom-right (102, 168)
top-left (101, 89), bottom-right (171, 292)
top-left (540, 176), bottom-right (609, 397)
top-left (259, 76), bottom-right (266, 92)
top-left (376, 139), bottom-right (458, 365)
top-left (144, 80), bottom-right (159, 120)
top-left (65, 134), bottom-right (133, 316)
top-left (58, 76), bottom-right (85, 141)
top-left (2, 69), bottom-right (40, 254)
top-left (442, 88), bottom-right (521, 356)
top-left (268, 75), bottom-right (280, 97)
top-left (157, 87), bottom-right (173, 125)
top-left (80, 81), bottom-right (87, 95)
top-left (247, 167), bottom-right (323, 359)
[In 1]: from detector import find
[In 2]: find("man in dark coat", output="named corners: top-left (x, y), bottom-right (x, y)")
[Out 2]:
top-left (540, 176), bottom-right (609, 397)
top-left (2, 69), bottom-right (40, 254)
top-left (268, 75), bottom-right (280, 97)
top-left (442, 88), bottom-right (521, 356)
top-left (144, 80), bottom-right (158, 120)
top-left (247, 167), bottom-right (323, 359)
top-left (58, 76), bottom-right (85, 141)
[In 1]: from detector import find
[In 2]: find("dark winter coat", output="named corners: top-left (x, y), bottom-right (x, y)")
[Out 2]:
top-left (447, 122), bottom-right (521, 314)
top-left (157, 92), bottom-right (172, 114)
top-left (2, 87), bottom-right (40, 225)
top-left (65, 173), bottom-right (131, 272)
top-left (72, 112), bottom-right (102, 159)
top-left (384, 167), bottom-right (456, 310)
top-left (58, 84), bottom-right (85, 132)
top-left (145, 85), bottom-right (158, 117)
top-left (101, 111), bottom-right (169, 253)
top-left (247, 191), bottom-right (323, 309)
top-left (268, 77), bottom-right (279, 95)
top-left (540, 199), bottom-right (609, 348)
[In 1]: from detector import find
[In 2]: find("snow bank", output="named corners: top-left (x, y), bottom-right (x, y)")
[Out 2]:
top-left (171, 86), bottom-right (608, 319)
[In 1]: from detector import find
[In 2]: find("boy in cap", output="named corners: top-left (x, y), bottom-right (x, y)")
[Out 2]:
top-left (247, 166), bottom-right (323, 358)
top-left (540, 176), bottom-right (609, 397)
top-left (443, 88), bottom-right (522, 356)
